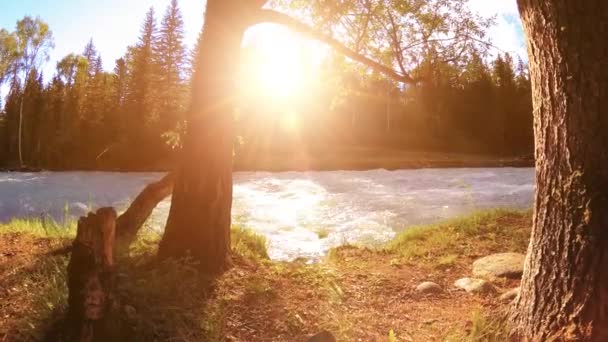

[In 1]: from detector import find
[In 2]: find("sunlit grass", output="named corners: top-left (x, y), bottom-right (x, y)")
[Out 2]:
top-left (446, 309), bottom-right (509, 342)
top-left (1, 218), bottom-right (270, 341)
top-left (316, 227), bottom-right (330, 239)
top-left (0, 217), bottom-right (76, 239)
top-left (387, 208), bottom-right (531, 263)
top-left (231, 225), bottom-right (269, 261)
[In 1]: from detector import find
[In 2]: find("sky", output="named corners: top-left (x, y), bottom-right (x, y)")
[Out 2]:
top-left (0, 0), bottom-right (526, 96)
top-left (0, 0), bottom-right (206, 74)
top-left (468, 0), bottom-right (526, 58)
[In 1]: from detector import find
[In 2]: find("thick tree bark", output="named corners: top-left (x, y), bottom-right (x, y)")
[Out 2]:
top-left (158, 0), bottom-right (258, 273)
top-left (514, 1), bottom-right (608, 340)
top-left (67, 208), bottom-right (118, 342)
top-left (115, 172), bottom-right (173, 252)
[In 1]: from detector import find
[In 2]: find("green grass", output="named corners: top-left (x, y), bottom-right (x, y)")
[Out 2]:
top-left (0, 217), bottom-right (76, 239)
top-left (86, 225), bottom-right (268, 341)
top-left (0, 218), bottom-right (269, 262)
top-left (231, 225), bottom-right (269, 261)
top-left (1, 219), bottom-right (270, 341)
top-left (316, 227), bottom-right (330, 239)
top-left (446, 309), bottom-right (509, 342)
top-left (387, 209), bottom-right (531, 263)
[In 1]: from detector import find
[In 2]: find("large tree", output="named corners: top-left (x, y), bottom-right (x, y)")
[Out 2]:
top-left (0, 29), bottom-right (18, 86)
top-left (157, 0), bottom-right (255, 272)
top-left (126, 8), bottom-right (158, 164)
top-left (154, 0), bottom-right (188, 136)
top-left (13, 17), bottom-right (54, 167)
top-left (513, 1), bottom-right (608, 340)
top-left (157, 0), bottom-right (490, 273)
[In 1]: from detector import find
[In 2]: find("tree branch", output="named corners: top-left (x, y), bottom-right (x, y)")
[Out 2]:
top-left (353, 0), bottom-right (374, 53)
top-left (250, 9), bottom-right (417, 84)
top-left (115, 172), bottom-right (174, 252)
top-left (385, 10), bottom-right (408, 78)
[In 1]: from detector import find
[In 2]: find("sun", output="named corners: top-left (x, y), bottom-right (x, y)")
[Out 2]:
top-left (239, 25), bottom-right (316, 101)
top-left (257, 54), bottom-right (303, 98)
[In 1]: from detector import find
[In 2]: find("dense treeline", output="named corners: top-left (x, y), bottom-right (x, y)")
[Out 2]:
top-left (251, 52), bottom-right (533, 157)
top-left (0, 1), bottom-right (189, 170)
top-left (0, 0), bottom-right (533, 170)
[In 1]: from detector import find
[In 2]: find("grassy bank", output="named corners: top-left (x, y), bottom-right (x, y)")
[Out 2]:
top-left (0, 209), bottom-right (530, 341)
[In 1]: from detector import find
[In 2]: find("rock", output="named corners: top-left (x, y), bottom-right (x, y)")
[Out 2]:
top-left (472, 253), bottom-right (526, 279)
top-left (454, 278), bottom-right (496, 294)
top-left (500, 287), bottom-right (520, 303)
top-left (416, 281), bottom-right (442, 294)
top-left (307, 330), bottom-right (336, 342)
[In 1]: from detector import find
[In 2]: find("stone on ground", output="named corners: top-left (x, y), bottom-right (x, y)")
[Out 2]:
top-left (307, 330), bottom-right (336, 342)
top-left (500, 287), bottom-right (520, 303)
top-left (453, 277), bottom-right (496, 294)
top-left (472, 252), bottom-right (526, 279)
top-left (416, 281), bottom-right (442, 294)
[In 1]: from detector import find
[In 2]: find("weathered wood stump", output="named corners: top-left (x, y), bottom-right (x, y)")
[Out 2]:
top-left (66, 207), bottom-right (118, 342)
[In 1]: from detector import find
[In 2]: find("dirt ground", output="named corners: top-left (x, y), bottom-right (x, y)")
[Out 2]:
top-left (0, 234), bottom-right (71, 341)
top-left (213, 247), bottom-right (517, 342)
top-left (0, 223), bottom-right (524, 341)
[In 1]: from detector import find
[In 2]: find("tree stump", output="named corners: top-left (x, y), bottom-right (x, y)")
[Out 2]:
top-left (66, 207), bottom-right (118, 342)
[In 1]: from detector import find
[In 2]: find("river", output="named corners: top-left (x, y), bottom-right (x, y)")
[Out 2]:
top-left (0, 168), bottom-right (534, 260)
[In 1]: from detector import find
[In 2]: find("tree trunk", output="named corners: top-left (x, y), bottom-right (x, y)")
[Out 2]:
top-left (514, 1), bottom-right (608, 340)
top-left (115, 172), bottom-right (174, 252)
top-left (67, 207), bottom-right (118, 342)
top-left (17, 95), bottom-right (24, 167)
top-left (158, 0), bottom-right (255, 274)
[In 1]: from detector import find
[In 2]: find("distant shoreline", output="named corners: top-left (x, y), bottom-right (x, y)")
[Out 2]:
top-left (1, 149), bottom-right (534, 173)
top-left (0, 159), bottom-right (534, 173)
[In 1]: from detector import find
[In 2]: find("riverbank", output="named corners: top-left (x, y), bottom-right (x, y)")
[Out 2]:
top-left (0, 210), bottom-right (530, 341)
top-left (234, 148), bottom-right (533, 172)
top-left (1, 148), bottom-right (533, 172)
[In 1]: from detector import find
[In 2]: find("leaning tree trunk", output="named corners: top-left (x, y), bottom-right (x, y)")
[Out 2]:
top-left (514, 1), bottom-right (608, 340)
top-left (158, 0), bottom-right (260, 274)
top-left (115, 172), bottom-right (174, 252)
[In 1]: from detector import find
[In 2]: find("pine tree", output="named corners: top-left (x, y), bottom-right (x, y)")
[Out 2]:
top-left (80, 40), bottom-right (107, 164)
top-left (82, 38), bottom-right (99, 77)
top-left (492, 54), bottom-right (518, 154)
top-left (460, 53), bottom-right (495, 151)
top-left (40, 76), bottom-right (65, 166)
top-left (113, 58), bottom-right (128, 109)
top-left (154, 0), bottom-right (187, 135)
top-left (513, 56), bottom-right (533, 154)
top-left (124, 7), bottom-right (158, 166)
top-left (190, 29), bottom-right (203, 82)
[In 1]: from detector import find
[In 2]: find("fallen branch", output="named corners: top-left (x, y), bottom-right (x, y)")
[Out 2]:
top-left (115, 173), bottom-right (174, 252)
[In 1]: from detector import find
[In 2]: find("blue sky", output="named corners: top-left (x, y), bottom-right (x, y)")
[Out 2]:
top-left (1, 0), bottom-right (526, 93)
top-left (0, 0), bottom-right (206, 75)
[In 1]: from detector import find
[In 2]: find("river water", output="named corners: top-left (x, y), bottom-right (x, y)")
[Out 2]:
top-left (0, 168), bottom-right (535, 260)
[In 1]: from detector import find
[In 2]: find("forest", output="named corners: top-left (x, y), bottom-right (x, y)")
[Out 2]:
top-left (0, 0), bottom-right (532, 170)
